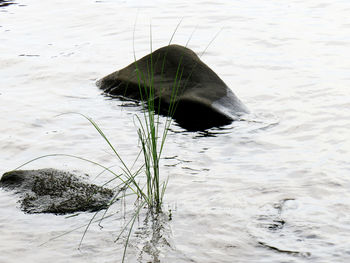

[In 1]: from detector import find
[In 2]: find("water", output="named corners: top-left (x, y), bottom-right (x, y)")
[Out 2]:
top-left (1, 0), bottom-right (350, 262)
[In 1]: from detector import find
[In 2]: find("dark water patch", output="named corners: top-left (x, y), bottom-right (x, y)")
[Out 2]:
top-left (193, 126), bottom-right (234, 138)
top-left (254, 199), bottom-right (291, 232)
top-left (250, 198), bottom-right (314, 259)
top-left (181, 166), bottom-right (201, 172)
top-left (163, 155), bottom-right (193, 168)
top-left (258, 241), bottom-right (311, 258)
top-left (0, 0), bottom-right (16, 7)
top-left (241, 113), bottom-right (280, 133)
top-left (19, 54), bottom-right (40, 57)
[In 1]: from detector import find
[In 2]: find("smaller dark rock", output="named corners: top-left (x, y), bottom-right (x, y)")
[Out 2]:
top-left (0, 169), bottom-right (114, 215)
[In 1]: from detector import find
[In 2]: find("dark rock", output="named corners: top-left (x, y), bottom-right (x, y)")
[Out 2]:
top-left (0, 169), bottom-right (114, 214)
top-left (97, 44), bottom-right (249, 131)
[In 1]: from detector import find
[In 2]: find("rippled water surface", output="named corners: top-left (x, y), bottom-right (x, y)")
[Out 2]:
top-left (1, 0), bottom-right (350, 262)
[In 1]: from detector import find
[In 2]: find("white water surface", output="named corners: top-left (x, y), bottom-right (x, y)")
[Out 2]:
top-left (1, 0), bottom-right (350, 262)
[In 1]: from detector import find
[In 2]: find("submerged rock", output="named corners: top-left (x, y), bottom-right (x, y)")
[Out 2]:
top-left (97, 44), bottom-right (249, 131)
top-left (0, 169), bottom-right (114, 214)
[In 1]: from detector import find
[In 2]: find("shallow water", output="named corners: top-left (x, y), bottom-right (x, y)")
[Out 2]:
top-left (1, 0), bottom-right (350, 262)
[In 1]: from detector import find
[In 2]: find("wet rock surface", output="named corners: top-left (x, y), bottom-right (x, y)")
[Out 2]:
top-left (0, 168), bottom-right (114, 214)
top-left (97, 44), bottom-right (249, 131)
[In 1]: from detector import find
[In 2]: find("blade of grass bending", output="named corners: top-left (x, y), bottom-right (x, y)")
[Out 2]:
top-left (79, 209), bottom-right (100, 248)
top-left (132, 10), bottom-right (139, 62)
top-left (98, 190), bottom-right (137, 228)
top-left (161, 176), bottom-right (169, 203)
top-left (92, 164), bottom-right (119, 181)
top-left (168, 17), bottom-right (183, 45)
top-left (39, 211), bottom-right (117, 247)
top-left (186, 25), bottom-right (198, 47)
top-left (14, 153), bottom-right (138, 195)
top-left (121, 200), bottom-right (146, 263)
top-left (164, 27), bottom-right (224, 135)
top-left (114, 200), bottom-right (145, 243)
top-left (82, 114), bottom-right (132, 175)
top-left (82, 170), bottom-right (145, 247)
top-left (57, 112), bottom-right (132, 176)
top-left (63, 113), bottom-right (149, 200)
top-left (119, 165), bottom-right (146, 201)
top-left (158, 60), bottom-right (185, 157)
top-left (134, 114), bottom-right (155, 203)
top-left (138, 129), bottom-right (151, 202)
top-left (199, 27), bottom-right (224, 58)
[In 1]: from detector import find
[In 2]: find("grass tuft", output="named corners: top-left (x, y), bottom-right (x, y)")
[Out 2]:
top-left (13, 19), bottom-right (222, 262)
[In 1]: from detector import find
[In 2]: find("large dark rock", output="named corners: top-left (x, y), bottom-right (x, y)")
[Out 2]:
top-left (97, 44), bottom-right (249, 131)
top-left (0, 169), bottom-right (114, 214)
